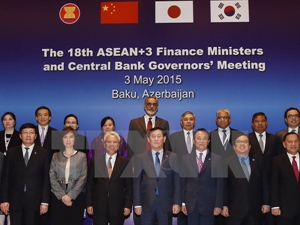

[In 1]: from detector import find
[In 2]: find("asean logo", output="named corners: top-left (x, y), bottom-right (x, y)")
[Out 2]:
top-left (59, 3), bottom-right (80, 24)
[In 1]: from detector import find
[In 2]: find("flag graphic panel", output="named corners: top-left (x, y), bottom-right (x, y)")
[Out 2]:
top-left (210, 0), bottom-right (249, 22)
top-left (155, 1), bottom-right (193, 23)
top-left (101, 2), bottom-right (138, 24)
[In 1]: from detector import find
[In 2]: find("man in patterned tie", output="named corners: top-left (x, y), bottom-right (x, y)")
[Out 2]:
top-left (181, 128), bottom-right (223, 225)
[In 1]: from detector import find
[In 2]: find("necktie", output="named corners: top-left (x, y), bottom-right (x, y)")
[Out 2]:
top-left (291, 129), bottom-right (296, 133)
top-left (187, 132), bottom-right (192, 153)
top-left (222, 130), bottom-right (228, 150)
top-left (145, 118), bottom-right (152, 150)
top-left (107, 156), bottom-right (112, 178)
top-left (24, 147), bottom-right (29, 166)
top-left (41, 127), bottom-right (45, 146)
top-left (155, 152), bottom-right (160, 195)
top-left (147, 118), bottom-right (152, 131)
top-left (196, 152), bottom-right (203, 172)
top-left (241, 157), bottom-right (250, 181)
top-left (292, 156), bottom-right (299, 181)
top-left (259, 134), bottom-right (264, 153)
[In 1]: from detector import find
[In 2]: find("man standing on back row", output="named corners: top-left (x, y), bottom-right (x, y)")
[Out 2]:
top-left (170, 111), bottom-right (196, 225)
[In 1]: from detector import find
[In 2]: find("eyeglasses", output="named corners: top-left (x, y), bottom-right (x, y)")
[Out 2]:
top-left (146, 103), bottom-right (158, 107)
top-left (105, 141), bottom-right (119, 144)
top-left (66, 121), bottom-right (77, 125)
top-left (22, 131), bottom-right (35, 135)
top-left (217, 116), bottom-right (230, 120)
top-left (235, 140), bottom-right (249, 144)
top-left (287, 114), bottom-right (299, 119)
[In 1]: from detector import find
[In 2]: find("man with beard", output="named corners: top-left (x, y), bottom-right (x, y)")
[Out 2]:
top-left (127, 96), bottom-right (170, 158)
top-left (127, 96), bottom-right (170, 225)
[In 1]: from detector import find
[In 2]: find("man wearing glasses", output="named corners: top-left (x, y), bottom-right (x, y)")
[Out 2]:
top-left (276, 107), bottom-right (300, 142)
top-left (222, 135), bottom-right (270, 225)
top-left (209, 108), bottom-right (244, 159)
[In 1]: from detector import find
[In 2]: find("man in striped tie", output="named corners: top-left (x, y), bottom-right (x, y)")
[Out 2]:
top-left (181, 128), bottom-right (224, 225)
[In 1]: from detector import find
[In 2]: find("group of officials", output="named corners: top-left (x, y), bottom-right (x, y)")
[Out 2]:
top-left (0, 98), bottom-right (299, 225)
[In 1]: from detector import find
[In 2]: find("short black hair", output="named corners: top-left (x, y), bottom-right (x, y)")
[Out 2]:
top-left (64, 114), bottom-right (79, 125)
top-left (101, 116), bottom-right (115, 128)
top-left (19, 123), bottom-right (37, 133)
top-left (283, 132), bottom-right (300, 142)
top-left (284, 107), bottom-right (300, 119)
top-left (35, 106), bottom-right (52, 117)
top-left (147, 127), bottom-right (165, 138)
top-left (252, 112), bottom-right (267, 123)
top-left (193, 128), bottom-right (209, 139)
top-left (1, 112), bottom-right (17, 126)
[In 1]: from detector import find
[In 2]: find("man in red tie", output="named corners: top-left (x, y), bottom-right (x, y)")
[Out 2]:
top-left (271, 132), bottom-right (300, 225)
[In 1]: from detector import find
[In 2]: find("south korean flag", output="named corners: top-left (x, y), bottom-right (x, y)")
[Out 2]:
top-left (210, 0), bottom-right (249, 23)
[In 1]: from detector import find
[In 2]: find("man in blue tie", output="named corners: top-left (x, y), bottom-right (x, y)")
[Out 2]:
top-left (181, 128), bottom-right (224, 225)
top-left (222, 135), bottom-right (270, 225)
top-left (133, 127), bottom-right (181, 225)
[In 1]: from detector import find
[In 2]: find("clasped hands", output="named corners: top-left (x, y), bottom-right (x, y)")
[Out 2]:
top-left (62, 195), bottom-right (72, 206)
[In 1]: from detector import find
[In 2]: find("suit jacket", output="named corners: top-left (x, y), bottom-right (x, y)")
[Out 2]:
top-left (248, 132), bottom-right (283, 172)
top-left (0, 145), bottom-right (50, 212)
top-left (271, 153), bottom-right (300, 218)
top-left (276, 127), bottom-right (300, 142)
top-left (127, 116), bottom-right (170, 158)
top-left (224, 154), bottom-right (269, 221)
top-left (0, 129), bottom-right (22, 154)
top-left (209, 128), bottom-right (244, 158)
top-left (86, 154), bottom-right (132, 216)
top-left (133, 150), bottom-right (181, 213)
top-left (181, 151), bottom-right (223, 216)
top-left (35, 126), bottom-right (60, 160)
top-left (0, 152), bottom-right (4, 186)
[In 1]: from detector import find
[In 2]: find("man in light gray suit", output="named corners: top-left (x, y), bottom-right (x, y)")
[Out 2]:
top-left (276, 107), bottom-right (300, 142)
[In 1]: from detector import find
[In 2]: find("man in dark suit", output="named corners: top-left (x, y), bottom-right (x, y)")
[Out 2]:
top-left (127, 96), bottom-right (170, 158)
top-left (128, 97), bottom-right (170, 225)
top-left (276, 107), bottom-right (300, 143)
top-left (181, 128), bottom-right (223, 225)
top-left (34, 106), bottom-right (60, 160)
top-left (170, 111), bottom-right (196, 225)
top-left (222, 135), bottom-right (270, 225)
top-left (0, 123), bottom-right (50, 225)
top-left (248, 112), bottom-right (283, 225)
top-left (210, 108), bottom-right (244, 159)
top-left (86, 131), bottom-right (132, 225)
top-left (0, 151), bottom-right (4, 183)
top-left (34, 106), bottom-right (60, 225)
top-left (271, 132), bottom-right (300, 225)
top-left (210, 108), bottom-right (244, 225)
top-left (133, 127), bottom-right (181, 225)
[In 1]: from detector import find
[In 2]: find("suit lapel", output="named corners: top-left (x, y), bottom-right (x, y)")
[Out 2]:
top-left (188, 152), bottom-right (199, 174)
top-left (138, 117), bottom-right (147, 133)
top-left (146, 150), bottom-right (157, 177)
top-left (26, 146), bottom-right (38, 168)
top-left (201, 152), bottom-right (211, 173)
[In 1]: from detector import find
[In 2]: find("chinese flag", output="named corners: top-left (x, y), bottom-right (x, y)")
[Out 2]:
top-left (101, 2), bottom-right (138, 24)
